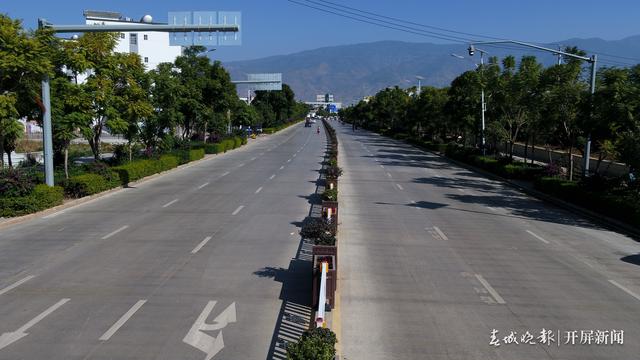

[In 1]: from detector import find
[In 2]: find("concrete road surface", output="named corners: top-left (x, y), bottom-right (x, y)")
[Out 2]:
top-left (0, 123), bottom-right (324, 360)
top-left (336, 123), bottom-right (640, 360)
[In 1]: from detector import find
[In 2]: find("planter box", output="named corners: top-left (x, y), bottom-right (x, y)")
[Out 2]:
top-left (312, 245), bottom-right (337, 309)
top-left (321, 200), bottom-right (339, 235)
top-left (325, 176), bottom-right (338, 190)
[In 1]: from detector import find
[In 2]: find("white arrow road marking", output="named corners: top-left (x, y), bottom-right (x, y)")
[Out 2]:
top-left (0, 298), bottom-right (70, 351)
top-left (0, 275), bottom-right (35, 296)
top-left (99, 300), bottom-right (147, 341)
top-left (183, 301), bottom-right (237, 360)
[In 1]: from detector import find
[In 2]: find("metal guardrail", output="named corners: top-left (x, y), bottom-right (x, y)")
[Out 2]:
top-left (316, 262), bottom-right (328, 328)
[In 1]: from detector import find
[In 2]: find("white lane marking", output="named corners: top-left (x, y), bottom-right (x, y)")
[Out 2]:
top-left (287, 159), bottom-right (291, 163)
top-left (0, 298), bottom-right (70, 351)
top-left (386, 172), bottom-right (392, 178)
top-left (375, 158), bottom-right (379, 162)
top-left (220, 171), bottom-right (230, 177)
top-left (102, 225), bottom-right (129, 240)
top-left (255, 186), bottom-right (263, 194)
top-left (380, 165), bottom-right (384, 169)
top-left (57, 227), bottom-right (65, 232)
top-left (232, 205), bottom-right (245, 216)
top-left (433, 226), bottom-right (449, 241)
top-left (526, 230), bottom-right (550, 244)
top-left (457, 188), bottom-right (466, 193)
top-left (191, 236), bottom-right (212, 254)
top-left (99, 300), bottom-right (147, 341)
top-left (475, 274), bottom-right (506, 304)
top-left (42, 210), bottom-right (66, 219)
top-left (609, 280), bottom-right (640, 302)
top-left (486, 206), bottom-right (499, 212)
top-left (183, 301), bottom-right (236, 360)
top-left (0, 275), bottom-right (35, 296)
top-left (259, 152), bottom-right (265, 156)
top-left (162, 199), bottom-right (179, 208)
top-left (395, 183), bottom-right (404, 190)
top-left (269, 174), bottom-right (276, 180)
top-left (237, 163), bottom-right (245, 168)
top-left (197, 182), bottom-right (210, 190)
top-left (279, 166), bottom-right (285, 170)
top-left (250, 157), bottom-right (257, 161)
top-left (293, 154), bottom-right (297, 157)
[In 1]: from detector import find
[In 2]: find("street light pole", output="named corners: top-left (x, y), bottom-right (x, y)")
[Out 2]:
top-left (468, 40), bottom-right (597, 177)
top-left (479, 51), bottom-right (486, 156)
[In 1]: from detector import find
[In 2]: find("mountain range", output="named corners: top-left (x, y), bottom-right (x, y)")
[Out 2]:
top-left (224, 36), bottom-right (640, 105)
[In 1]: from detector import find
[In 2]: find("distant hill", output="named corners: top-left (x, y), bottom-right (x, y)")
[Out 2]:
top-left (224, 37), bottom-right (640, 105)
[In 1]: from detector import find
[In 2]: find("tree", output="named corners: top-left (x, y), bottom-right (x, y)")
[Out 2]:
top-left (2, 119), bottom-right (24, 167)
top-left (492, 56), bottom-right (543, 158)
top-left (0, 14), bottom-right (54, 167)
top-left (0, 94), bottom-right (20, 167)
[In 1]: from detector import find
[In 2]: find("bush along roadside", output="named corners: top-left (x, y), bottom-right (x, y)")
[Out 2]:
top-left (418, 142), bottom-right (640, 231)
top-left (0, 135), bottom-right (251, 218)
top-left (287, 119), bottom-right (341, 359)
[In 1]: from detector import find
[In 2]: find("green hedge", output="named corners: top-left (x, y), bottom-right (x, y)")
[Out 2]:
top-left (65, 173), bottom-right (119, 198)
top-left (188, 148), bottom-right (205, 161)
top-left (534, 177), bottom-right (640, 228)
top-left (233, 136), bottom-right (242, 149)
top-left (0, 184), bottom-right (64, 217)
top-left (159, 154), bottom-right (180, 170)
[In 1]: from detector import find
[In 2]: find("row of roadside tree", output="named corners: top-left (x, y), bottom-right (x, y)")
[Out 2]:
top-left (340, 48), bottom-right (640, 176)
top-left (0, 14), bottom-right (309, 174)
top-left (339, 48), bottom-right (640, 229)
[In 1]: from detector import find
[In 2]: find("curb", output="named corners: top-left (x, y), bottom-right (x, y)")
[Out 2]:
top-left (0, 127), bottom-right (296, 231)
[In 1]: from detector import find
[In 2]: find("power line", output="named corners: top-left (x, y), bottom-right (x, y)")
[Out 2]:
top-left (299, 0), bottom-right (474, 43)
top-left (289, 0), bottom-right (640, 66)
top-left (306, 0), bottom-right (504, 41)
top-left (286, 0), bottom-right (468, 43)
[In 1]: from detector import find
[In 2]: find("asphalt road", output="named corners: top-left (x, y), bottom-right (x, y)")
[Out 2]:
top-left (336, 123), bottom-right (640, 360)
top-left (0, 123), bottom-right (324, 360)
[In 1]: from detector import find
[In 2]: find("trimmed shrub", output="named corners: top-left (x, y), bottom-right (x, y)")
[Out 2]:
top-left (241, 136), bottom-right (248, 145)
top-left (286, 327), bottom-right (337, 360)
top-left (503, 163), bottom-right (543, 180)
top-left (322, 188), bottom-right (338, 201)
top-left (324, 165), bottom-right (343, 179)
top-left (0, 184), bottom-right (64, 217)
top-left (188, 149), bottom-right (205, 162)
top-left (0, 168), bottom-right (36, 198)
top-left (112, 159), bottom-right (162, 185)
top-left (65, 173), bottom-right (117, 198)
top-left (159, 155), bottom-right (180, 171)
top-left (233, 137), bottom-right (242, 149)
top-left (300, 217), bottom-right (332, 241)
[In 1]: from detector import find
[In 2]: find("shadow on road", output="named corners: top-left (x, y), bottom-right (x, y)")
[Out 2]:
top-left (621, 254), bottom-right (640, 266)
top-left (258, 153), bottom-right (326, 360)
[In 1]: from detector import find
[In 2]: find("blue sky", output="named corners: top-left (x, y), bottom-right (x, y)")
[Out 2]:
top-left (4, 0), bottom-right (640, 62)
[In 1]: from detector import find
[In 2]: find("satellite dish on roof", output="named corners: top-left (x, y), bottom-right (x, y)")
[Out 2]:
top-left (141, 15), bottom-right (153, 23)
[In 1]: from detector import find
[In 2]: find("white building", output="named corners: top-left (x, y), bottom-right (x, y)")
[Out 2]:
top-left (83, 10), bottom-right (182, 71)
